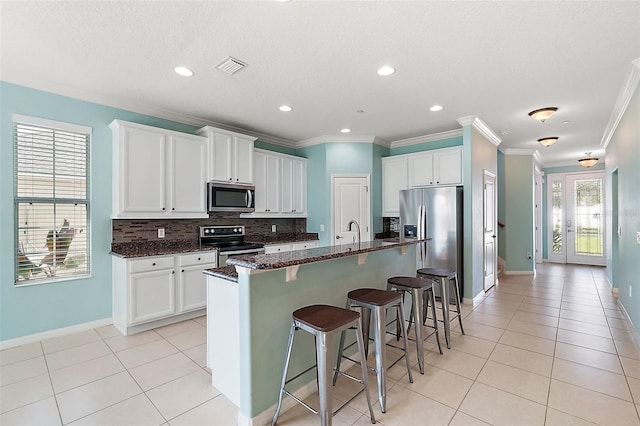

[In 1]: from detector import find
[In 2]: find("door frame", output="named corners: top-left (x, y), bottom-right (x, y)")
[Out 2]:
top-left (483, 170), bottom-right (497, 292)
top-left (546, 171), bottom-right (606, 265)
top-left (330, 174), bottom-right (371, 245)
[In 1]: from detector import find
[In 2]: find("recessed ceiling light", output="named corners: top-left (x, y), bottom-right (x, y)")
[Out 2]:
top-left (341, 128), bottom-right (351, 133)
top-left (429, 105), bottom-right (444, 112)
top-left (174, 66), bottom-right (194, 77)
top-left (377, 66), bottom-right (395, 76)
top-left (279, 105), bottom-right (292, 112)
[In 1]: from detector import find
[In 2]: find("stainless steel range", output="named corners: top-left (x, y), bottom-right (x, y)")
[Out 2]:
top-left (199, 225), bottom-right (265, 266)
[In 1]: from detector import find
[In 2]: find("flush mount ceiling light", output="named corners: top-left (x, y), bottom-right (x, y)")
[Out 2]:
top-left (528, 107), bottom-right (558, 122)
top-left (377, 66), bottom-right (395, 76)
top-left (341, 128), bottom-right (351, 133)
top-left (174, 66), bottom-right (194, 77)
top-left (578, 152), bottom-right (599, 167)
top-left (537, 137), bottom-right (558, 147)
top-left (279, 105), bottom-right (292, 112)
top-left (429, 105), bottom-right (444, 112)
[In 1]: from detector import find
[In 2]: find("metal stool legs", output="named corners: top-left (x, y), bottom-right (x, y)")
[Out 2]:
top-left (272, 305), bottom-right (376, 426)
top-left (334, 289), bottom-right (413, 414)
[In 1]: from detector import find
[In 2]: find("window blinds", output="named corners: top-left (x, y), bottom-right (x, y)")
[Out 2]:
top-left (14, 120), bottom-right (91, 284)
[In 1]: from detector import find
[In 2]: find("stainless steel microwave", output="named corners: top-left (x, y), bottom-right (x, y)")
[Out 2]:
top-left (207, 182), bottom-right (255, 213)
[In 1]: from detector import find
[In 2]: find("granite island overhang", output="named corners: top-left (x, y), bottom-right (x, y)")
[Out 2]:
top-left (203, 239), bottom-right (425, 425)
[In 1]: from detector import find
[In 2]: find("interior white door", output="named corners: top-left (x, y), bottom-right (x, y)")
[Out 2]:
top-left (332, 176), bottom-right (370, 246)
top-left (483, 171), bottom-right (497, 291)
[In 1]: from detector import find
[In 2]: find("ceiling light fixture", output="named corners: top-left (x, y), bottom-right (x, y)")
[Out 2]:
top-left (578, 152), bottom-right (599, 168)
top-left (341, 128), bottom-right (351, 133)
top-left (429, 105), bottom-right (444, 112)
top-left (174, 66), bottom-right (194, 77)
top-left (279, 105), bottom-right (292, 112)
top-left (528, 107), bottom-right (558, 122)
top-left (377, 66), bottom-right (395, 76)
top-left (537, 137), bottom-right (558, 147)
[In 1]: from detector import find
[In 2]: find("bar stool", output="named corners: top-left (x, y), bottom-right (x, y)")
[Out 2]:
top-left (417, 268), bottom-right (464, 349)
top-left (387, 276), bottom-right (443, 374)
top-left (272, 304), bottom-right (376, 426)
top-left (334, 288), bottom-right (413, 413)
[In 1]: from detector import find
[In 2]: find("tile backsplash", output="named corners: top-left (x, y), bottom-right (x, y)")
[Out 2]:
top-left (112, 212), bottom-right (307, 243)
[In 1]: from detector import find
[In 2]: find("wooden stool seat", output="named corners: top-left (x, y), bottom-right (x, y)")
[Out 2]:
top-left (417, 267), bottom-right (457, 279)
top-left (293, 304), bottom-right (360, 332)
top-left (347, 288), bottom-right (402, 306)
top-left (387, 276), bottom-right (434, 290)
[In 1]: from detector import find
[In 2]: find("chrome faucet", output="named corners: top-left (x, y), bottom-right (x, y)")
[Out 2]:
top-left (347, 220), bottom-right (361, 247)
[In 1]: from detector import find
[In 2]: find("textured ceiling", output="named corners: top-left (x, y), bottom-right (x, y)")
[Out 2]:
top-left (2, 1), bottom-right (639, 165)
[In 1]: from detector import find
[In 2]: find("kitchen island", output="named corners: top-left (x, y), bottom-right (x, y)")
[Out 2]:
top-left (204, 239), bottom-right (421, 425)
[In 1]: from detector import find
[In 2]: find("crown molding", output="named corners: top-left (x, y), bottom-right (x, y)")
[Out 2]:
top-left (296, 135), bottom-right (387, 148)
top-left (389, 129), bottom-right (463, 148)
top-left (601, 58), bottom-right (640, 149)
top-left (502, 148), bottom-right (537, 156)
top-left (456, 115), bottom-right (501, 146)
top-left (3, 76), bottom-right (298, 148)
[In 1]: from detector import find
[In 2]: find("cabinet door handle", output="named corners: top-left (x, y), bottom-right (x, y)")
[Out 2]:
top-left (181, 269), bottom-right (184, 272)
top-left (172, 207), bottom-right (175, 211)
top-left (162, 207), bottom-right (165, 211)
top-left (152, 262), bottom-right (156, 266)
top-left (172, 271), bottom-right (175, 274)
top-left (229, 177), bottom-right (232, 181)
top-left (198, 257), bottom-right (201, 261)
top-left (236, 178), bottom-right (239, 181)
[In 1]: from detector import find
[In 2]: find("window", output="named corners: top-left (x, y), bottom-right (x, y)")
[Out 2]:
top-left (14, 115), bottom-right (91, 285)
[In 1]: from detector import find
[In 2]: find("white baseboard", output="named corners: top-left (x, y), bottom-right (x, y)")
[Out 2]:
top-left (464, 291), bottom-right (486, 307)
top-left (0, 317), bottom-right (113, 350)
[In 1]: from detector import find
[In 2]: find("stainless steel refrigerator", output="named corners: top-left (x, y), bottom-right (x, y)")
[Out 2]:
top-left (399, 186), bottom-right (463, 302)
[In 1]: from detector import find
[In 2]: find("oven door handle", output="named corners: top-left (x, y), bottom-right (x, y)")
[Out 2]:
top-left (221, 248), bottom-right (265, 256)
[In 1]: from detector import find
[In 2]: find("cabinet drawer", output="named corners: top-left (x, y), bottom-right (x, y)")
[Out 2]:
top-left (129, 256), bottom-right (174, 273)
top-left (178, 251), bottom-right (217, 267)
top-left (291, 241), bottom-right (318, 251)
top-left (264, 243), bottom-right (291, 254)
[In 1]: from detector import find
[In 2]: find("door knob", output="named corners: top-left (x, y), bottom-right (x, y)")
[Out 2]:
top-left (336, 235), bottom-right (343, 239)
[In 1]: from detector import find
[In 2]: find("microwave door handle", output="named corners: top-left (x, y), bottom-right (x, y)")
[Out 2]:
top-left (246, 189), bottom-right (253, 208)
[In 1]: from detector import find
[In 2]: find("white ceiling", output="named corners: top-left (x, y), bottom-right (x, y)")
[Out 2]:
top-left (2, 1), bottom-right (639, 166)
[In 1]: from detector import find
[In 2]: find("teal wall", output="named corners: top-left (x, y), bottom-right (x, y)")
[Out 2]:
top-left (297, 142), bottom-right (389, 247)
top-left (504, 155), bottom-right (535, 272)
top-left (389, 136), bottom-right (462, 155)
top-left (497, 151), bottom-right (506, 260)
top-left (464, 128), bottom-right (498, 298)
top-left (0, 82), bottom-right (200, 342)
top-left (604, 81), bottom-right (640, 332)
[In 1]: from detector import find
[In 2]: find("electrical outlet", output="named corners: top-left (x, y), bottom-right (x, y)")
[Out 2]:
top-left (157, 228), bottom-right (165, 238)
top-left (272, 224), bottom-right (277, 233)
top-left (630, 286), bottom-right (633, 298)
top-left (636, 231), bottom-right (640, 245)
top-left (320, 224), bottom-right (325, 232)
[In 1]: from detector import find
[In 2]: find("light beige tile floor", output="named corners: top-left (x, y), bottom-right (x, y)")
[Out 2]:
top-left (1, 264), bottom-right (640, 425)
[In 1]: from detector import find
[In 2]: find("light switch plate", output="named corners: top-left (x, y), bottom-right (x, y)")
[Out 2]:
top-left (272, 224), bottom-right (277, 233)
top-left (636, 231), bottom-right (640, 245)
top-left (158, 228), bottom-right (165, 238)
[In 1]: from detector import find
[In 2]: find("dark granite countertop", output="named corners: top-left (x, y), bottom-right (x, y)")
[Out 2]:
top-left (246, 233), bottom-right (319, 245)
top-left (203, 238), bottom-right (426, 282)
top-left (110, 240), bottom-right (217, 258)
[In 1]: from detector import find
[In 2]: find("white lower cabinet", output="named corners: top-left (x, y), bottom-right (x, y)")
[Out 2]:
top-left (113, 251), bottom-right (216, 335)
top-left (264, 240), bottom-right (318, 254)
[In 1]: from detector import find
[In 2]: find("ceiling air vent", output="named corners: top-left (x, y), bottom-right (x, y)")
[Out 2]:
top-left (216, 57), bottom-right (247, 75)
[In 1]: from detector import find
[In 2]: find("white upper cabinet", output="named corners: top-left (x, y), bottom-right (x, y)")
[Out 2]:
top-left (281, 156), bottom-right (307, 214)
top-left (408, 151), bottom-right (434, 187)
top-left (382, 156), bottom-right (409, 216)
top-left (196, 126), bottom-right (256, 184)
top-left (254, 150), bottom-right (281, 213)
top-left (110, 120), bottom-right (207, 219)
top-left (243, 149), bottom-right (308, 218)
top-left (433, 148), bottom-right (462, 185)
top-left (382, 146), bottom-right (463, 217)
